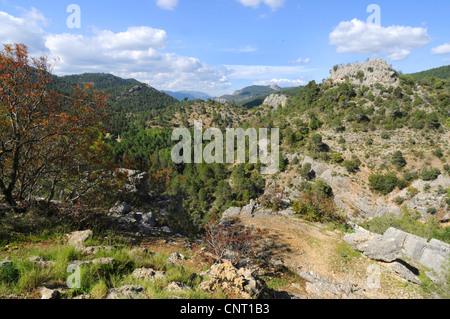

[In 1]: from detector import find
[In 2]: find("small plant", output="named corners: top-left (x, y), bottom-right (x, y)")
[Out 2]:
top-left (203, 218), bottom-right (256, 264)
top-left (381, 131), bottom-right (391, 140)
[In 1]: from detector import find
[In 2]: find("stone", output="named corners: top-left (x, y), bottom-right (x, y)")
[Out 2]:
top-left (263, 94), bottom-right (288, 109)
top-left (69, 257), bottom-right (115, 267)
top-left (106, 285), bottom-right (146, 299)
top-left (66, 230), bottom-right (93, 246)
top-left (28, 256), bottom-right (56, 268)
top-left (402, 234), bottom-right (428, 262)
top-left (109, 201), bottom-right (132, 216)
top-left (199, 262), bottom-right (265, 299)
top-left (221, 207), bottom-right (241, 221)
top-left (388, 261), bottom-right (421, 284)
top-left (116, 169), bottom-right (149, 196)
top-left (329, 59), bottom-right (400, 87)
top-left (131, 268), bottom-right (167, 281)
top-left (40, 288), bottom-right (60, 300)
top-left (166, 282), bottom-right (191, 292)
top-left (361, 237), bottom-right (403, 262)
top-left (297, 270), bottom-right (355, 299)
top-left (240, 200), bottom-right (255, 217)
top-left (419, 247), bottom-right (448, 275)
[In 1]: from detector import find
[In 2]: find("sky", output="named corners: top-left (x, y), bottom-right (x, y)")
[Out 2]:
top-left (0, 0), bottom-right (449, 96)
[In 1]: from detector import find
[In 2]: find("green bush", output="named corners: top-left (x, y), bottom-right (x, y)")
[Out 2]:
top-left (343, 158), bottom-right (361, 174)
top-left (391, 151), bottom-right (407, 169)
top-left (420, 168), bottom-right (441, 181)
top-left (368, 173), bottom-right (407, 195)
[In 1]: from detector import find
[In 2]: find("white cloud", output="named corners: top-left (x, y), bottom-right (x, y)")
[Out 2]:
top-left (156, 0), bottom-right (178, 11)
top-left (0, 9), bottom-right (230, 93)
top-left (224, 65), bottom-right (311, 80)
top-left (223, 45), bottom-right (258, 53)
top-left (288, 57), bottom-right (310, 64)
top-left (235, 0), bottom-right (286, 10)
top-left (431, 42), bottom-right (450, 55)
top-left (253, 78), bottom-right (305, 87)
top-left (0, 9), bottom-right (48, 54)
top-left (329, 19), bottom-right (431, 61)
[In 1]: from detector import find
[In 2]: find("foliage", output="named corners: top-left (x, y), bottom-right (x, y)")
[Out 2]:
top-left (368, 173), bottom-right (408, 195)
top-left (420, 168), bottom-right (441, 181)
top-left (391, 151), bottom-right (407, 169)
top-left (203, 218), bottom-right (256, 264)
top-left (0, 44), bottom-right (117, 212)
top-left (361, 207), bottom-right (448, 243)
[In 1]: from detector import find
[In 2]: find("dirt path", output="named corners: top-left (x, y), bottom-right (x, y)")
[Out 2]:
top-left (239, 214), bottom-right (426, 299)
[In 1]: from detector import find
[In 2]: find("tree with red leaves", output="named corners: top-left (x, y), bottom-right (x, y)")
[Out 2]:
top-left (0, 44), bottom-right (115, 212)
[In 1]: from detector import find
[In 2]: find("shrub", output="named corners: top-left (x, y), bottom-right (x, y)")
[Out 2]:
top-left (391, 151), bottom-right (407, 169)
top-left (343, 158), bottom-right (361, 174)
top-left (420, 168), bottom-right (441, 181)
top-left (394, 197), bottom-right (406, 205)
top-left (381, 131), bottom-right (391, 140)
top-left (293, 192), bottom-right (344, 224)
top-left (368, 173), bottom-right (407, 195)
top-left (203, 218), bottom-right (256, 264)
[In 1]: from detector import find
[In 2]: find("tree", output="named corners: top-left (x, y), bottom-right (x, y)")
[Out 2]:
top-left (0, 44), bottom-right (113, 211)
top-left (391, 151), bottom-right (407, 169)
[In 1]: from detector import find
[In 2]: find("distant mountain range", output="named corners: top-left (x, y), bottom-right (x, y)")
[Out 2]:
top-left (161, 90), bottom-right (213, 101)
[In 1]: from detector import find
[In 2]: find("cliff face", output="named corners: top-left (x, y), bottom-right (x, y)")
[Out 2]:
top-left (329, 59), bottom-right (400, 87)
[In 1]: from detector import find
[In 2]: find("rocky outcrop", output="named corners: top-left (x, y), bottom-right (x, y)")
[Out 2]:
top-left (263, 94), bottom-right (288, 109)
top-left (199, 262), bottom-right (266, 299)
top-left (297, 270), bottom-right (359, 299)
top-left (329, 59), bottom-right (400, 87)
top-left (345, 227), bottom-right (450, 283)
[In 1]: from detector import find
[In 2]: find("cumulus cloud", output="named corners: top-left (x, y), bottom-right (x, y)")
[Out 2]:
top-left (431, 42), bottom-right (450, 55)
top-left (329, 19), bottom-right (431, 61)
top-left (253, 78), bottom-right (305, 87)
top-left (223, 45), bottom-right (258, 53)
top-left (0, 9), bottom-right (232, 93)
top-left (224, 64), bottom-right (311, 80)
top-left (0, 9), bottom-right (48, 54)
top-left (288, 57), bottom-right (310, 64)
top-left (156, 0), bottom-right (178, 11)
top-left (235, 0), bottom-right (286, 10)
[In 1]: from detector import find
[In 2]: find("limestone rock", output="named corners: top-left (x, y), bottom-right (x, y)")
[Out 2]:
top-left (199, 262), bottom-right (265, 299)
top-left (221, 207), bottom-right (241, 221)
top-left (263, 94), bottom-right (288, 109)
top-left (66, 230), bottom-right (93, 247)
top-left (329, 59), bottom-right (399, 87)
top-left (40, 288), bottom-right (60, 300)
top-left (106, 285), bottom-right (146, 299)
top-left (131, 268), bottom-right (167, 281)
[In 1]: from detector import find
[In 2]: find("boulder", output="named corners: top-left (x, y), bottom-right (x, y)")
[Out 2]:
top-left (40, 288), bottom-right (60, 300)
top-left (109, 201), bottom-right (132, 216)
top-left (297, 270), bottom-right (356, 299)
top-left (106, 285), bottom-right (146, 299)
top-left (131, 268), bottom-right (167, 281)
top-left (66, 230), bottom-right (93, 247)
top-left (388, 261), bottom-right (421, 284)
top-left (221, 207), bottom-right (241, 221)
top-left (240, 200), bottom-right (255, 217)
top-left (199, 262), bottom-right (265, 299)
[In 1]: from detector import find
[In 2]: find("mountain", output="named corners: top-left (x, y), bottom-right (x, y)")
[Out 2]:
top-left (408, 65), bottom-right (450, 80)
top-left (51, 73), bottom-right (179, 135)
top-left (216, 84), bottom-right (283, 104)
top-left (162, 90), bottom-right (213, 101)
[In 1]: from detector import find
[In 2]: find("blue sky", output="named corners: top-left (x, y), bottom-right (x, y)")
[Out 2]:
top-left (0, 0), bottom-right (449, 96)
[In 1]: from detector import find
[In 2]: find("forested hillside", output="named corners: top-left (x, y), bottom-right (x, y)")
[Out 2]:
top-left (409, 65), bottom-right (450, 80)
